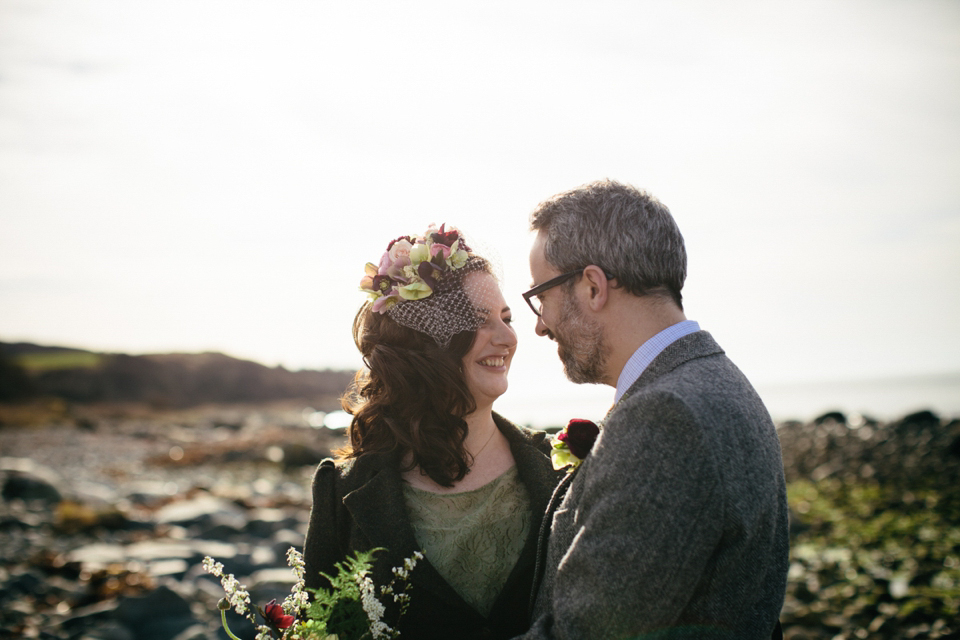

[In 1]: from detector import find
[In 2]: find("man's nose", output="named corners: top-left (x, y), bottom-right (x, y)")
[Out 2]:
top-left (535, 315), bottom-right (550, 337)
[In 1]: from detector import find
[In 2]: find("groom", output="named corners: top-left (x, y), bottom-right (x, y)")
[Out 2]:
top-left (517, 180), bottom-right (789, 639)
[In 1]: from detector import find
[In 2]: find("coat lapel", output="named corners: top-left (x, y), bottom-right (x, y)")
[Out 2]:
top-left (497, 413), bottom-right (557, 519)
top-left (528, 467), bottom-right (578, 614)
top-left (342, 456), bottom-right (473, 610)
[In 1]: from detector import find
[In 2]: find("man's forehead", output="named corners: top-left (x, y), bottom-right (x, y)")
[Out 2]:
top-left (529, 233), bottom-right (556, 284)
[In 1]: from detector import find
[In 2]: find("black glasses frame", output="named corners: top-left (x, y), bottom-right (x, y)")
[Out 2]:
top-left (522, 267), bottom-right (614, 317)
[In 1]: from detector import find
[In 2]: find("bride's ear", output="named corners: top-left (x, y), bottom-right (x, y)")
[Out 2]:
top-left (580, 265), bottom-right (609, 312)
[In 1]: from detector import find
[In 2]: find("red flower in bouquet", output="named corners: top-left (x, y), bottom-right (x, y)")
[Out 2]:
top-left (263, 599), bottom-right (295, 630)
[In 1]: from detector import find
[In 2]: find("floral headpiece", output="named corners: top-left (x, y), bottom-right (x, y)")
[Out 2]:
top-left (360, 223), bottom-right (472, 314)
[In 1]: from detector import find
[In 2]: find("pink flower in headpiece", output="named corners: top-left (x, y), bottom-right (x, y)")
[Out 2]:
top-left (379, 247), bottom-right (411, 282)
top-left (432, 243), bottom-right (454, 262)
top-left (388, 238), bottom-right (414, 263)
top-left (372, 290), bottom-right (400, 312)
top-left (386, 235), bottom-right (414, 251)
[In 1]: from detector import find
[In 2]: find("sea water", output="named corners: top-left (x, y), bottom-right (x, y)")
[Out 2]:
top-left (496, 371), bottom-right (960, 429)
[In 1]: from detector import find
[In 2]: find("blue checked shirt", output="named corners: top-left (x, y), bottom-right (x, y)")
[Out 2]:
top-left (614, 320), bottom-right (701, 405)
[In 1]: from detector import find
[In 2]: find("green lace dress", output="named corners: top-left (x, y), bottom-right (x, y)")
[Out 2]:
top-left (402, 466), bottom-right (532, 616)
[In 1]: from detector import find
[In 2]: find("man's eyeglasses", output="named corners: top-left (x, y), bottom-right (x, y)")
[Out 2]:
top-left (522, 268), bottom-right (614, 317)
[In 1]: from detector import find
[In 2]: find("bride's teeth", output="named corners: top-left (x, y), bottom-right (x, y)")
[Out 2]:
top-left (480, 357), bottom-right (504, 367)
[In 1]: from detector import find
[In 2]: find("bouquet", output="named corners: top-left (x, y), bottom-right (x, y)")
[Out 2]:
top-left (203, 547), bottom-right (423, 640)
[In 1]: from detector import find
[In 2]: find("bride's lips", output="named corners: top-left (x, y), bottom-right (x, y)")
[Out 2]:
top-left (478, 356), bottom-right (508, 369)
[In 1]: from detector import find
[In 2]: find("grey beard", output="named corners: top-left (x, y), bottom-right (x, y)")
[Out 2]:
top-left (555, 290), bottom-right (607, 384)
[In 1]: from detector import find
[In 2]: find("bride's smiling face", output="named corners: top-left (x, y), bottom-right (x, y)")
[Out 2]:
top-left (461, 272), bottom-right (517, 409)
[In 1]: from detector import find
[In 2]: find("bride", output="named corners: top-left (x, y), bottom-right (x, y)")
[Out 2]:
top-left (302, 224), bottom-right (562, 640)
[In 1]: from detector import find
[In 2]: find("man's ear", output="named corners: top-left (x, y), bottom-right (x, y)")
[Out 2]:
top-left (580, 265), bottom-right (609, 312)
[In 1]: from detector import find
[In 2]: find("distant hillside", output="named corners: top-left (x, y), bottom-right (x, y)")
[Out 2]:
top-left (0, 341), bottom-right (355, 407)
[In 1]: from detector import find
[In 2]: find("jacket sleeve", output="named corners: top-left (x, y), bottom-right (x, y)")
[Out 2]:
top-left (520, 392), bottom-right (726, 639)
top-left (302, 459), bottom-right (343, 591)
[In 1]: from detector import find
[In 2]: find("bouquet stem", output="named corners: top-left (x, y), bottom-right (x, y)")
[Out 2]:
top-left (220, 604), bottom-right (244, 640)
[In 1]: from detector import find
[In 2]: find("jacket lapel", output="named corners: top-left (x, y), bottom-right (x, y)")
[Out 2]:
top-left (498, 414), bottom-right (557, 519)
top-left (342, 456), bottom-right (473, 610)
top-left (489, 415), bottom-right (565, 616)
top-left (528, 467), bottom-right (578, 613)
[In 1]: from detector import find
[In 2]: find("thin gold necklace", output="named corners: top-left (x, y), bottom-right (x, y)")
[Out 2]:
top-left (470, 426), bottom-right (497, 461)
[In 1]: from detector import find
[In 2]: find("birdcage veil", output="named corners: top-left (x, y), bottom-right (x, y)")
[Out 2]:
top-left (359, 224), bottom-right (502, 348)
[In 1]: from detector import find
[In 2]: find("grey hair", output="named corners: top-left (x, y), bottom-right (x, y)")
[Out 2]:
top-left (530, 179), bottom-right (686, 309)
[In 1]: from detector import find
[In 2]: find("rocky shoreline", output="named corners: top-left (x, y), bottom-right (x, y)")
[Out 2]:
top-left (1, 403), bottom-right (342, 639)
top-left (1, 404), bottom-right (958, 639)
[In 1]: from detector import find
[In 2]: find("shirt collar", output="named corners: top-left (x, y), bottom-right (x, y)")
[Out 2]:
top-left (614, 320), bottom-right (701, 405)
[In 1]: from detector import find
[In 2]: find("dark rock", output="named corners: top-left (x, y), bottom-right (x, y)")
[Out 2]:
top-left (115, 586), bottom-right (197, 640)
top-left (198, 523), bottom-right (243, 542)
top-left (280, 443), bottom-right (328, 468)
top-left (814, 411), bottom-right (846, 425)
top-left (950, 434), bottom-right (960, 458)
top-left (898, 409), bottom-right (940, 427)
top-left (75, 621), bottom-right (135, 639)
top-left (244, 508), bottom-right (297, 538)
top-left (0, 514), bottom-right (35, 532)
top-left (74, 417), bottom-right (98, 432)
top-left (62, 600), bottom-right (121, 634)
top-left (7, 568), bottom-right (46, 597)
top-left (2, 471), bottom-right (62, 505)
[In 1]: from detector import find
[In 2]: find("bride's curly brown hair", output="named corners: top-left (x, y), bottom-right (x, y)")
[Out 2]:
top-left (338, 263), bottom-right (494, 487)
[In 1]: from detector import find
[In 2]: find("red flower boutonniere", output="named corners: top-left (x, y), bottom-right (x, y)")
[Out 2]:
top-left (551, 419), bottom-right (600, 472)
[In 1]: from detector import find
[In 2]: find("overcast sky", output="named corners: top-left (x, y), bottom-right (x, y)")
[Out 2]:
top-left (2, 0), bottom-right (958, 423)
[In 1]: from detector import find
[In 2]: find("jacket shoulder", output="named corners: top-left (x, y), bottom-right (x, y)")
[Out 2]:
top-left (494, 412), bottom-right (549, 452)
top-left (313, 455), bottom-right (380, 497)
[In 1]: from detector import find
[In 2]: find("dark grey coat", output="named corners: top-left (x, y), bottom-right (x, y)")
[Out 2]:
top-left (303, 414), bottom-right (564, 640)
top-left (521, 331), bottom-right (790, 640)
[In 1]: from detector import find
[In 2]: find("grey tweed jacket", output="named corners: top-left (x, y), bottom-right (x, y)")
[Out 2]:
top-left (520, 331), bottom-right (789, 640)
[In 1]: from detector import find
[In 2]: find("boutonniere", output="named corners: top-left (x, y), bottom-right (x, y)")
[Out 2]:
top-left (550, 419), bottom-right (600, 472)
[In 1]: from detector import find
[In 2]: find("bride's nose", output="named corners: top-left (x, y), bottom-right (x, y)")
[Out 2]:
top-left (495, 320), bottom-right (518, 347)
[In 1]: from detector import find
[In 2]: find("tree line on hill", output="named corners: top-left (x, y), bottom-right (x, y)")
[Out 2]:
top-left (0, 341), bottom-right (355, 408)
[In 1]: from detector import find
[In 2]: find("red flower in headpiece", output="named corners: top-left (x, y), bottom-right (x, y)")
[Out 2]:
top-left (430, 223), bottom-right (460, 247)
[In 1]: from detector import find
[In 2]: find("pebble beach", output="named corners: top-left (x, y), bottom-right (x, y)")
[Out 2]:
top-left (1, 402), bottom-right (958, 639)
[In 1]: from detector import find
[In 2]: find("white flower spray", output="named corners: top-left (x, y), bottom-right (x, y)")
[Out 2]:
top-left (205, 547), bottom-right (423, 639)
